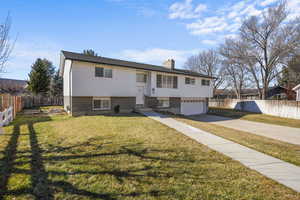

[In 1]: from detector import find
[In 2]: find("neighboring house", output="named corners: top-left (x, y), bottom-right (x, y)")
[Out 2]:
top-left (60, 51), bottom-right (214, 116)
top-left (241, 86), bottom-right (296, 100)
top-left (214, 86), bottom-right (296, 100)
top-left (293, 84), bottom-right (300, 101)
top-left (214, 89), bottom-right (236, 99)
top-left (0, 78), bottom-right (28, 95)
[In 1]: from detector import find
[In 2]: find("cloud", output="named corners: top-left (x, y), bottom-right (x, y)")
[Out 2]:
top-left (260, 0), bottom-right (278, 6)
top-left (201, 40), bottom-right (218, 45)
top-left (107, 0), bottom-right (161, 18)
top-left (119, 48), bottom-right (200, 68)
top-left (168, 0), bottom-right (300, 46)
top-left (169, 0), bottom-right (207, 19)
top-left (286, 0), bottom-right (300, 20)
top-left (187, 16), bottom-right (227, 35)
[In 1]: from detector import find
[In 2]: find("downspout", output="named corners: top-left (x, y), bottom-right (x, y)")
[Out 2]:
top-left (69, 61), bottom-right (73, 115)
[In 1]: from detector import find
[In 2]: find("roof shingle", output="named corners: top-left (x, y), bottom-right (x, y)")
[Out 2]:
top-left (61, 50), bottom-right (214, 79)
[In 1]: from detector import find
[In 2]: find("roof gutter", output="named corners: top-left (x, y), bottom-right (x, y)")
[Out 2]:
top-left (293, 84), bottom-right (300, 91)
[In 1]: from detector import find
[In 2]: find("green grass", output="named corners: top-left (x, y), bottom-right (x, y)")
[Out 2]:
top-left (209, 107), bottom-right (300, 129)
top-left (1, 111), bottom-right (300, 199)
top-left (173, 115), bottom-right (300, 166)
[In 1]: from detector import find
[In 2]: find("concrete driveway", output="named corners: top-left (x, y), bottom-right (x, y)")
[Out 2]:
top-left (189, 114), bottom-right (300, 146)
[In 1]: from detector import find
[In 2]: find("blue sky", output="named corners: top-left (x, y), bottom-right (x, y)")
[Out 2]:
top-left (1, 0), bottom-right (299, 80)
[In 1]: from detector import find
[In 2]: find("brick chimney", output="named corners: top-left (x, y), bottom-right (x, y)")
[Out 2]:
top-left (163, 59), bottom-right (175, 70)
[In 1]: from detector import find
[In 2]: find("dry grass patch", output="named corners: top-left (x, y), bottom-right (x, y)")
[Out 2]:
top-left (0, 112), bottom-right (299, 199)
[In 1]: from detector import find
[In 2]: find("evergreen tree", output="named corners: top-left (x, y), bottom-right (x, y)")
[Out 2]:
top-left (83, 49), bottom-right (98, 56)
top-left (27, 58), bottom-right (53, 95)
top-left (50, 70), bottom-right (63, 96)
top-left (43, 58), bottom-right (56, 77)
top-left (278, 58), bottom-right (300, 88)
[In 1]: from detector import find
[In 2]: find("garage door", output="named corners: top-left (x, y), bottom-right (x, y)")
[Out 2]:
top-left (180, 98), bottom-right (207, 115)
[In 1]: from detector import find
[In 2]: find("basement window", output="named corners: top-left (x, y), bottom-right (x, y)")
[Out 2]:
top-left (93, 97), bottom-right (111, 110)
top-left (157, 97), bottom-right (170, 108)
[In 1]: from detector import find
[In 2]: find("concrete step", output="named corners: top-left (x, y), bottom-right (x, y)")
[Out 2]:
top-left (135, 107), bottom-right (153, 112)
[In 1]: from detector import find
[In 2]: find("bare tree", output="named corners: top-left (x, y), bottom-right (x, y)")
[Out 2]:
top-left (219, 40), bottom-right (250, 99)
top-left (184, 49), bottom-right (224, 94)
top-left (239, 2), bottom-right (300, 99)
top-left (0, 14), bottom-right (13, 72)
top-left (224, 63), bottom-right (248, 99)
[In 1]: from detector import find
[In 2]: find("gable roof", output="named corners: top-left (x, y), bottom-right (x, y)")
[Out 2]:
top-left (60, 50), bottom-right (214, 79)
top-left (0, 78), bottom-right (28, 95)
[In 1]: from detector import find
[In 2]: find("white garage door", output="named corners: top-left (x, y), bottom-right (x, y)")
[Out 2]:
top-left (180, 100), bottom-right (207, 115)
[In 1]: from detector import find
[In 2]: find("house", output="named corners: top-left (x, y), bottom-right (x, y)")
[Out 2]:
top-left (241, 86), bottom-right (296, 100)
top-left (59, 51), bottom-right (214, 116)
top-left (0, 78), bottom-right (28, 95)
top-left (215, 86), bottom-right (296, 100)
top-left (214, 89), bottom-right (237, 99)
top-left (293, 84), bottom-right (300, 101)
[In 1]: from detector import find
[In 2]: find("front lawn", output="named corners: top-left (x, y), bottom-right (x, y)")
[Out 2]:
top-left (209, 107), bottom-right (300, 129)
top-left (1, 111), bottom-right (299, 199)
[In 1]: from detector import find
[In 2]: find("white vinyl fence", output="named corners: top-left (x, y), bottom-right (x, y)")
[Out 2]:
top-left (0, 106), bottom-right (13, 127)
top-left (209, 99), bottom-right (300, 119)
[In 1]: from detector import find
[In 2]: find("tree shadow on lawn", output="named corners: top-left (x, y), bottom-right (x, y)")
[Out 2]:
top-left (0, 115), bottom-right (53, 200)
top-left (0, 114), bottom-right (204, 200)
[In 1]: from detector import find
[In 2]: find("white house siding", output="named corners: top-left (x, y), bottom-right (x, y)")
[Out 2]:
top-left (63, 59), bottom-right (72, 96)
top-left (70, 61), bottom-right (213, 98)
top-left (71, 61), bottom-right (137, 97)
top-left (63, 59), bottom-right (72, 111)
top-left (150, 71), bottom-right (213, 98)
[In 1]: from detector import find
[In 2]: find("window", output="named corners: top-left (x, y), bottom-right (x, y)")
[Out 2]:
top-left (93, 98), bottom-right (111, 110)
top-left (157, 75), bottom-right (178, 89)
top-left (185, 77), bottom-right (195, 85)
top-left (201, 79), bottom-right (210, 86)
top-left (157, 97), bottom-right (169, 108)
top-left (104, 68), bottom-right (112, 78)
top-left (136, 73), bottom-right (147, 83)
top-left (95, 67), bottom-right (112, 78)
top-left (95, 67), bottom-right (103, 77)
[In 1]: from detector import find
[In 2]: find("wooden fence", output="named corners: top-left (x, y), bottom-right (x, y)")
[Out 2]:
top-left (0, 94), bottom-right (23, 126)
top-left (0, 94), bottom-right (23, 117)
top-left (22, 96), bottom-right (63, 108)
top-left (0, 95), bottom-right (63, 127)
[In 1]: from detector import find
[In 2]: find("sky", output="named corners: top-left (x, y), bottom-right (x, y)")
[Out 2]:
top-left (1, 0), bottom-right (299, 80)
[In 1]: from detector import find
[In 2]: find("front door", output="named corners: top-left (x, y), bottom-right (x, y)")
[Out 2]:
top-left (136, 86), bottom-right (144, 105)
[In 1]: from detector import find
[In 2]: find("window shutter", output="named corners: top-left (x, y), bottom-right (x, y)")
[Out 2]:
top-left (95, 67), bottom-right (104, 77)
top-left (173, 76), bottom-right (178, 88)
top-left (157, 75), bottom-right (162, 88)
